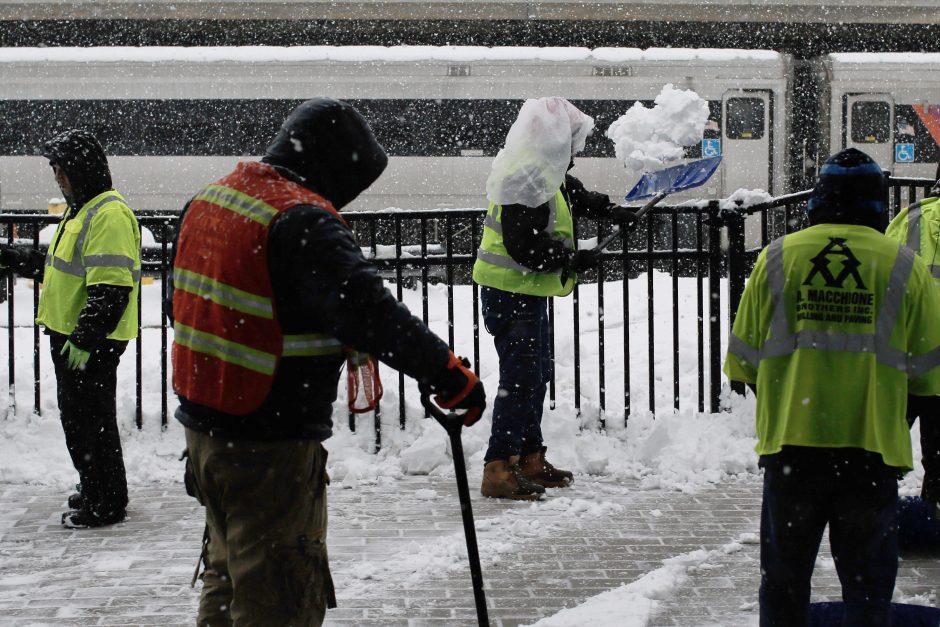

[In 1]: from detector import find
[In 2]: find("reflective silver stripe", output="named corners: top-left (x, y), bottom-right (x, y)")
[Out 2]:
top-left (84, 253), bottom-right (135, 269)
top-left (910, 346), bottom-right (940, 379)
top-left (931, 265), bottom-right (940, 279)
top-left (84, 254), bottom-right (141, 282)
top-left (545, 194), bottom-right (557, 235)
top-left (45, 195), bottom-right (121, 275)
top-left (476, 248), bottom-right (541, 274)
top-left (759, 237), bottom-right (915, 374)
top-left (197, 184), bottom-right (279, 226)
top-left (907, 201), bottom-right (922, 253)
top-left (483, 212), bottom-right (502, 235)
top-left (727, 333), bottom-right (760, 368)
top-left (765, 238), bottom-right (789, 348)
top-left (282, 334), bottom-right (343, 356)
top-left (876, 245), bottom-right (914, 346)
top-left (173, 267), bottom-right (274, 318)
top-left (174, 322), bottom-right (276, 374)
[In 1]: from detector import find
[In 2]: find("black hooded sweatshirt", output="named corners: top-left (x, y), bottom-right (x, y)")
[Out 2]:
top-left (1, 129), bottom-right (131, 351)
top-left (169, 98), bottom-right (452, 441)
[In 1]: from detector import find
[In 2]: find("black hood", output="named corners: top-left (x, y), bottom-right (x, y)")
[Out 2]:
top-left (41, 129), bottom-right (113, 208)
top-left (262, 98), bottom-right (388, 210)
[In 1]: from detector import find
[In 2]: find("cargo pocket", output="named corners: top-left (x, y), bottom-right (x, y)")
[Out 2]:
top-left (267, 535), bottom-right (337, 618)
top-left (181, 449), bottom-right (203, 505)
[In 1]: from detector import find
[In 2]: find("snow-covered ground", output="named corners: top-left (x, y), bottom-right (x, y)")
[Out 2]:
top-left (0, 272), bottom-right (931, 625)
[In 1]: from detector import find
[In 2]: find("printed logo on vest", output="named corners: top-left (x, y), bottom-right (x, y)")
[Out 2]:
top-left (802, 238), bottom-right (866, 290)
top-left (796, 238), bottom-right (874, 325)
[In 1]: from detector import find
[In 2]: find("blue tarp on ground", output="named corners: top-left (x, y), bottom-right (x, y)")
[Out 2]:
top-left (809, 601), bottom-right (940, 626)
top-left (898, 496), bottom-right (940, 551)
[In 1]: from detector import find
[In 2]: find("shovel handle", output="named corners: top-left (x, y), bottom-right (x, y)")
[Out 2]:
top-left (419, 392), bottom-right (490, 626)
top-left (593, 190), bottom-right (668, 253)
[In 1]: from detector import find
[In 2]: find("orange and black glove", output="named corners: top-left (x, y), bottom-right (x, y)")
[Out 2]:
top-left (422, 352), bottom-right (486, 426)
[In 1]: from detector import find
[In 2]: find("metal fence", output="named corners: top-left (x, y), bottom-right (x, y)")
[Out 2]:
top-left (1, 176), bottom-right (933, 449)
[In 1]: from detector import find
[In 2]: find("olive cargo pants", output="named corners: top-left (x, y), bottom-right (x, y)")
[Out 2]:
top-left (183, 428), bottom-right (336, 626)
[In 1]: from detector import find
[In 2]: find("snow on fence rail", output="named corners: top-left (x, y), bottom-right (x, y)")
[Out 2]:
top-left (0, 179), bottom-right (930, 450)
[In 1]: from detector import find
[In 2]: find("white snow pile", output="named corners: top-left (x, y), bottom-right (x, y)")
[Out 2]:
top-left (605, 84), bottom-right (710, 173)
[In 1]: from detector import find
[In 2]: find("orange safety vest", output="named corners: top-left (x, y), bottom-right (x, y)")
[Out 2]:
top-left (172, 161), bottom-right (346, 415)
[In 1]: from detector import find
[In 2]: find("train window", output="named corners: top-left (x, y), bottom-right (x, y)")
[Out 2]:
top-left (851, 101), bottom-right (890, 144)
top-left (725, 98), bottom-right (765, 140)
top-left (0, 98), bottom-right (711, 160)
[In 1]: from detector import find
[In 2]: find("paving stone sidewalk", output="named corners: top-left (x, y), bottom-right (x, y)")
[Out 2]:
top-left (0, 473), bottom-right (936, 626)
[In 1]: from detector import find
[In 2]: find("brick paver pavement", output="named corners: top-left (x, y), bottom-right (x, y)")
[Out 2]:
top-left (0, 473), bottom-right (936, 626)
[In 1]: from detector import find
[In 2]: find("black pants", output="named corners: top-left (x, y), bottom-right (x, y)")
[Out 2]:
top-left (759, 447), bottom-right (899, 627)
top-left (907, 395), bottom-right (940, 504)
top-left (49, 332), bottom-right (129, 519)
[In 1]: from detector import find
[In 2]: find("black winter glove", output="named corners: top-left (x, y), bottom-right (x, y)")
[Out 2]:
top-left (608, 204), bottom-right (639, 229)
top-left (420, 352), bottom-right (486, 427)
top-left (568, 249), bottom-right (601, 273)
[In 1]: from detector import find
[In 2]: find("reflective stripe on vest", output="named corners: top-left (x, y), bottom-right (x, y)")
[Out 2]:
top-left (904, 200), bottom-right (940, 279)
top-left (44, 195), bottom-right (142, 283)
top-left (728, 237), bottom-right (922, 375)
top-left (475, 194), bottom-right (574, 274)
top-left (194, 184), bottom-right (281, 227)
top-left (174, 322), bottom-right (277, 375)
top-left (175, 322), bottom-right (343, 371)
top-left (173, 267), bottom-right (274, 319)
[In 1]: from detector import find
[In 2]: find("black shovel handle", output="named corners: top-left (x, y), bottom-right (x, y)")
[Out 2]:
top-left (421, 394), bottom-right (490, 627)
top-left (593, 190), bottom-right (669, 253)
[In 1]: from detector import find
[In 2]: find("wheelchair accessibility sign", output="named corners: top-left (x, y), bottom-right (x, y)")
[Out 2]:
top-left (702, 139), bottom-right (721, 158)
top-left (896, 143), bottom-right (915, 163)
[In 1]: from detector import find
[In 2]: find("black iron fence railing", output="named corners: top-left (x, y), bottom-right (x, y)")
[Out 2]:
top-left (1, 176), bottom-right (932, 451)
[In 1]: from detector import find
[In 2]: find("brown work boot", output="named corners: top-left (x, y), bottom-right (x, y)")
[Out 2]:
top-left (518, 447), bottom-right (574, 488)
top-left (481, 457), bottom-right (545, 501)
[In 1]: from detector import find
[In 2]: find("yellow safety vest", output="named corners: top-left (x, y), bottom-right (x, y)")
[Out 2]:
top-left (724, 223), bottom-right (940, 469)
top-left (36, 190), bottom-right (141, 340)
top-left (472, 188), bottom-right (576, 297)
top-left (886, 196), bottom-right (940, 291)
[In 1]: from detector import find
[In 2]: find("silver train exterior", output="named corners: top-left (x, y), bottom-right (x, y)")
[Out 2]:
top-left (813, 52), bottom-right (940, 182)
top-left (0, 46), bottom-right (793, 214)
top-left (2, 47), bottom-right (939, 216)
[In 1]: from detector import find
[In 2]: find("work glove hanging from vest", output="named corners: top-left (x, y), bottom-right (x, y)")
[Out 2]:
top-left (61, 340), bottom-right (91, 370)
top-left (608, 204), bottom-right (639, 230)
top-left (421, 352), bottom-right (486, 427)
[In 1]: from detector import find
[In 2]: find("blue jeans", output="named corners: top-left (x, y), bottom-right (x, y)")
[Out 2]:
top-left (481, 287), bottom-right (552, 463)
top-left (759, 447), bottom-right (899, 627)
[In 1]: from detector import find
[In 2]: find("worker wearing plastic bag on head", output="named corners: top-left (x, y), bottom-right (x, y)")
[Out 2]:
top-left (724, 148), bottom-right (940, 626)
top-left (885, 161), bottom-right (940, 521)
top-left (167, 98), bottom-right (485, 627)
top-left (472, 97), bottom-right (636, 500)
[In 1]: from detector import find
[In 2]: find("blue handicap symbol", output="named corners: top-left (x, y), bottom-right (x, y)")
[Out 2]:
top-left (896, 143), bottom-right (915, 163)
top-left (702, 139), bottom-right (721, 158)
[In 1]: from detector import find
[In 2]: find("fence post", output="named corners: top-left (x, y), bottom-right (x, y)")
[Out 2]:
top-left (725, 206), bottom-right (747, 399)
top-left (707, 201), bottom-right (722, 413)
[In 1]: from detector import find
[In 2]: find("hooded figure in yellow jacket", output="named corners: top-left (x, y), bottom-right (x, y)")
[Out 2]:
top-left (0, 129), bottom-right (141, 529)
top-left (725, 148), bottom-right (940, 626)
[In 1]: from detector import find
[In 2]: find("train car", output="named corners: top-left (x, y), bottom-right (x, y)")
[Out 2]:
top-left (0, 46), bottom-right (792, 213)
top-left (815, 52), bottom-right (940, 180)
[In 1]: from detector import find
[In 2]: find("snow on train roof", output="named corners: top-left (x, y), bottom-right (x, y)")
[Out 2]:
top-left (0, 46), bottom-right (782, 64)
top-left (829, 52), bottom-right (940, 64)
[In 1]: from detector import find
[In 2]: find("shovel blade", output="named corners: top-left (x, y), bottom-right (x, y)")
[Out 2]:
top-left (625, 156), bottom-right (722, 201)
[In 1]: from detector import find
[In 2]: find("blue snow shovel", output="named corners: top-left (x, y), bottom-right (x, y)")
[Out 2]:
top-left (592, 156), bottom-right (722, 254)
top-left (421, 393), bottom-right (489, 627)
